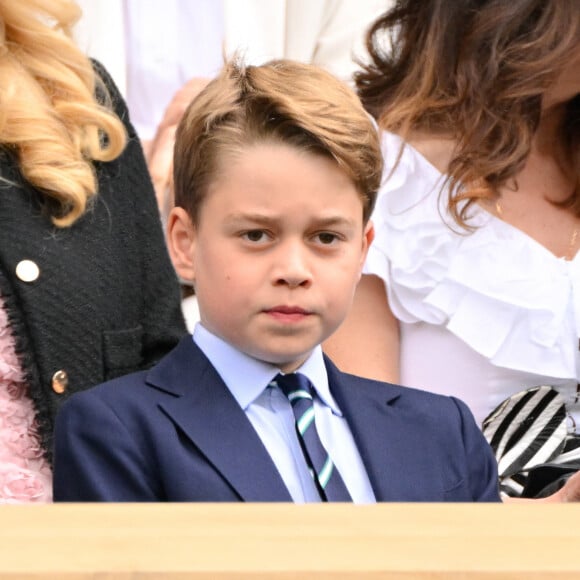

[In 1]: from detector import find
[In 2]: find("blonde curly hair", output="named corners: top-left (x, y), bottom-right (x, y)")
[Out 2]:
top-left (0, 0), bottom-right (127, 226)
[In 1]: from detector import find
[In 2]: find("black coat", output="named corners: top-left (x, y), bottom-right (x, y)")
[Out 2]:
top-left (0, 62), bottom-right (187, 459)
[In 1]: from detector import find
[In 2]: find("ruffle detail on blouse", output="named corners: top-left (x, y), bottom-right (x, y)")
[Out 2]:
top-left (365, 131), bottom-right (580, 380)
top-left (0, 300), bottom-right (52, 503)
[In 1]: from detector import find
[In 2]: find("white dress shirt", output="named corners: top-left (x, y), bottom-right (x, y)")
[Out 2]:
top-left (193, 324), bottom-right (376, 503)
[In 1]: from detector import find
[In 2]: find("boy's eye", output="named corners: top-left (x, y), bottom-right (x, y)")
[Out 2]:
top-left (316, 232), bottom-right (339, 245)
top-left (242, 230), bottom-right (268, 242)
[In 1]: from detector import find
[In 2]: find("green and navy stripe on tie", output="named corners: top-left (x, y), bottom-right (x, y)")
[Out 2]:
top-left (274, 372), bottom-right (352, 502)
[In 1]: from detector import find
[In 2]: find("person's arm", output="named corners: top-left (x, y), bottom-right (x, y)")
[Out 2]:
top-left (323, 274), bottom-right (400, 383)
top-left (502, 472), bottom-right (580, 503)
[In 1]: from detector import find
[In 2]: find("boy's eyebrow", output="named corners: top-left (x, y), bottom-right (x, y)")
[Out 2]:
top-left (308, 216), bottom-right (359, 229)
top-left (224, 213), bottom-right (277, 225)
top-left (225, 213), bottom-right (358, 228)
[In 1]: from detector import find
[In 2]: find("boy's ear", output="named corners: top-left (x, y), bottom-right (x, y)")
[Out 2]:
top-left (358, 220), bottom-right (375, 275)
top-left (167, 207), bottom-right (197, 283)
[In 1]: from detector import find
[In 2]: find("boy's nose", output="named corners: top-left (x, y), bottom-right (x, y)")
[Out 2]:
top-left (273, 243), bottom-right (312, 288)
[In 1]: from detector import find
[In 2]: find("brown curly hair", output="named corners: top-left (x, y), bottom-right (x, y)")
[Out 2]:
top-left (357, 0), bottom-right (580, 228)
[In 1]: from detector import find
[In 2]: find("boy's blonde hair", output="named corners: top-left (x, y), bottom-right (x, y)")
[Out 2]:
top-left (174, 58), bottom-right (383, 225)
top-left (0, 0), bottom-right (127, 227)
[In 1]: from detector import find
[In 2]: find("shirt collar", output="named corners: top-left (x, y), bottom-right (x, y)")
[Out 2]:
top-left (192, 324), bottom-right (342, 415)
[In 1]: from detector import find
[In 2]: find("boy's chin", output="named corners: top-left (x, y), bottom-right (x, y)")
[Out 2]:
top-left (252, 350), bottom-right (314, 374)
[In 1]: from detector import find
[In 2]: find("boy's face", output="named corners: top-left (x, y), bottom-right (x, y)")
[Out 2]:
top-left (168, 143), bottom-right (373, 373)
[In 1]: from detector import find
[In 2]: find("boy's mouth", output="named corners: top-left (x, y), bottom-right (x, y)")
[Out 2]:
top-left (263, 305), bottom-right (312, 321)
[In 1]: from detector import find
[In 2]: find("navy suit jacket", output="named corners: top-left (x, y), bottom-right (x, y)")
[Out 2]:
top-left (53, 337), bottom-right (500, 502)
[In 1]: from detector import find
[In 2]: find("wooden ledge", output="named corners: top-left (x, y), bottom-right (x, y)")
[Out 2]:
top-left (0, 503), bottom-right (577, 578)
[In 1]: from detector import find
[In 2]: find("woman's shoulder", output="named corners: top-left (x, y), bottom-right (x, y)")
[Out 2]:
top-left (376, 130), bottom-right (453, 216)
top-left (368, 131), bottom-right (462, 272)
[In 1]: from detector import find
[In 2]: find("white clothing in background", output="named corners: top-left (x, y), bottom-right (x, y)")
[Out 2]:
top-left (122, 0), bottom-right (224, 140)
top-left (181, 295), bottom-right (200, 333)
top-left (75, 0), bottom-right (388, 137)
top-left (365, 131), bottom-right (580, 427)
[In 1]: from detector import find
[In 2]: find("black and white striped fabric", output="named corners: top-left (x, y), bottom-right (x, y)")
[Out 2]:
top-left (482, 385), bottom-right (580, 497)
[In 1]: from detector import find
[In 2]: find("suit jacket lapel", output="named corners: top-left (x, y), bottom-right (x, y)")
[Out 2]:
top-left (325, 356), bottom-right (420, 502)
top-left (146, 338), bottom-right (292, 502)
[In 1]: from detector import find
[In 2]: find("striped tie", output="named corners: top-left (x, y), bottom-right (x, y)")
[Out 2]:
top-left (274, 372), bottom-right (352, 502)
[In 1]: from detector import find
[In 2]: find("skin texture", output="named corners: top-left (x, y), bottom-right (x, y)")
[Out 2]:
top-left (168, 142), bottom-right (373, 373)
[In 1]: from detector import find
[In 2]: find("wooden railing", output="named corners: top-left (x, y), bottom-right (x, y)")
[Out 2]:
top-left (0, 503), bottom-right (578, 578)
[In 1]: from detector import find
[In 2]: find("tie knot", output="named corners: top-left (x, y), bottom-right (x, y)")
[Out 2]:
top-left (274, 372), bottom-right (312, 403)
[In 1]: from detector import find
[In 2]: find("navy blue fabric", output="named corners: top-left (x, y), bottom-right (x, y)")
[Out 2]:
top-left (53, 337), bottom-right (501, 503)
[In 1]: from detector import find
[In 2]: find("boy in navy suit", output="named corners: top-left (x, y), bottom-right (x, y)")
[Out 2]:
top-left (53, 59), bottom-right (500, 502)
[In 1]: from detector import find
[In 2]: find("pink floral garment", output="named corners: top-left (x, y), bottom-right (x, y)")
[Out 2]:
top-left (0, 300), bottom-right (52, 503)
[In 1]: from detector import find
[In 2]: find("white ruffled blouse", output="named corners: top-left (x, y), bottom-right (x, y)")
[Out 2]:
top-left (365, 131), bottom-right (580, 427)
